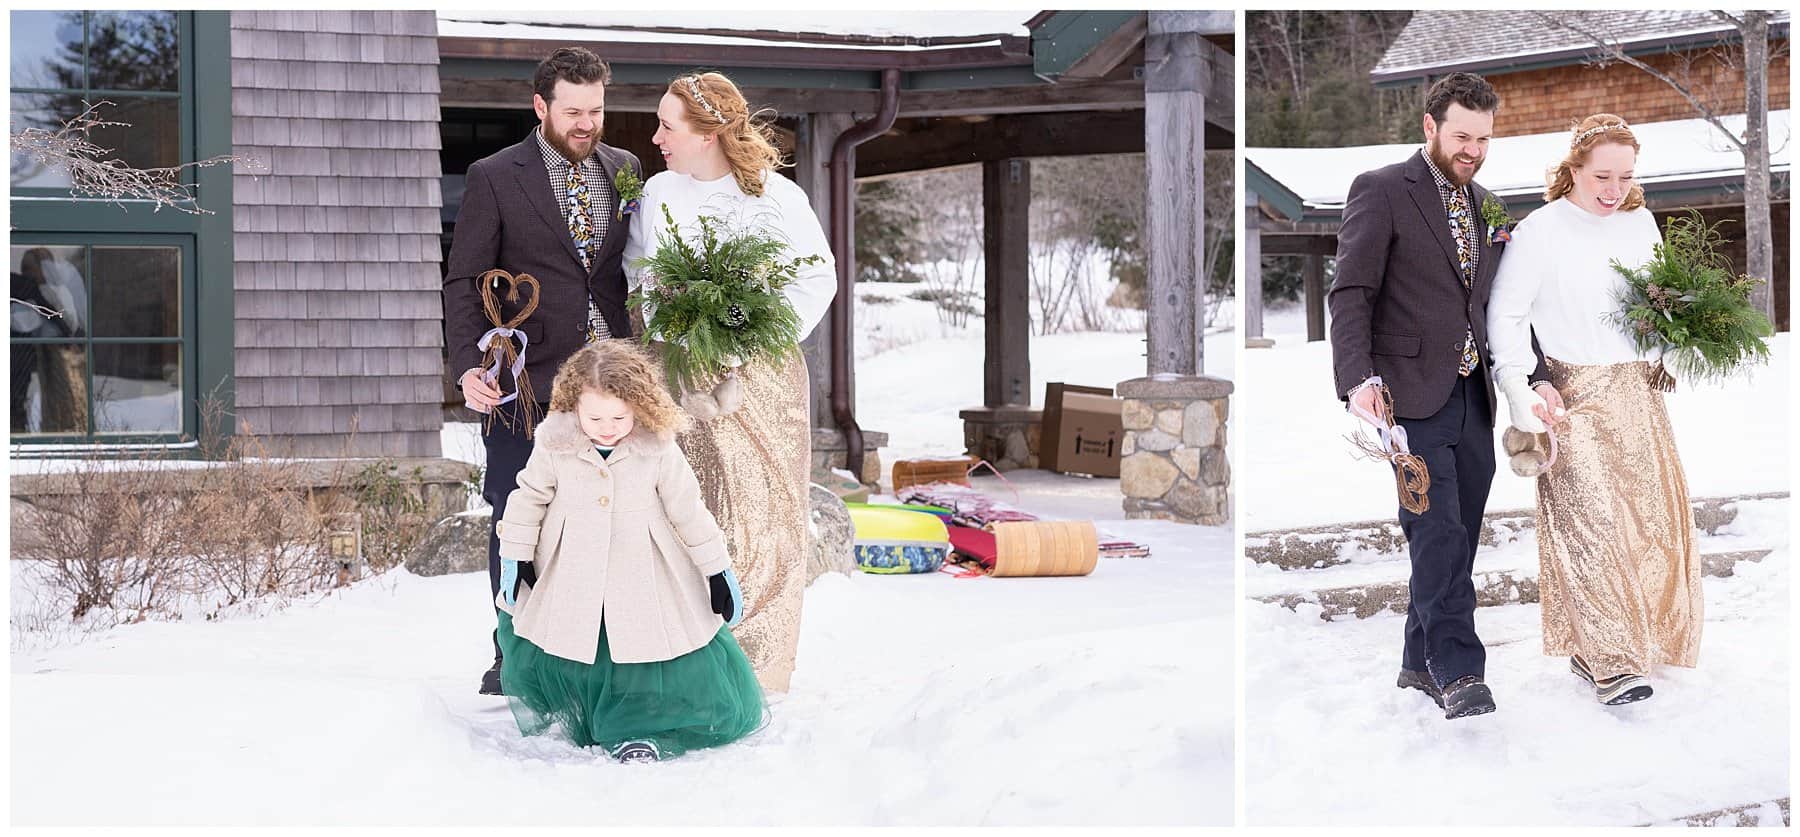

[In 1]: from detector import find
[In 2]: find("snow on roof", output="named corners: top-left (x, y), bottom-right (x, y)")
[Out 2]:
top-left (1372, 10), bottom-right (1790, 79)
top-left (1247, 109), bottom-right (1792, 212)
top-left (435, 11), bottom-right (1035, 49)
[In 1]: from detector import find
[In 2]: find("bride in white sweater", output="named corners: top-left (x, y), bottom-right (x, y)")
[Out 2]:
top-left (1486, 114), bottom-right (1701, 707)
top-left (623, 72), bottom-right (837, 693)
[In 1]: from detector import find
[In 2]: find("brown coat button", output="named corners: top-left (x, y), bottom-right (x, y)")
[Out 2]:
top-left (598, 496), bottom-right (610, 507)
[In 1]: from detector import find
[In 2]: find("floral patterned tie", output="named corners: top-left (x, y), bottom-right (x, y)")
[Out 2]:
top-left (1446, 187), bottom-right (1480, 376)
top-left (565, 166), bottom-right (593, 272)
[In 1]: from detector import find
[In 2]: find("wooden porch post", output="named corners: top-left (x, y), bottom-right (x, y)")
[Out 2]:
top-left (1303, 252), bottom-right (1325, 342)
top-left (1144, 11), bottom-right (1207, 375)
top-left (983, 158), bottom-right (1032, 407)
top-left (1244, 186), bottom-right (1268, 346)
top-left (795, 111), bottom-right (856, 428)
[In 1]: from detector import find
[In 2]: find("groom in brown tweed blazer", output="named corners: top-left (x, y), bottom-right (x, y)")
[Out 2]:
top-left (1327, 72), bottom-right (1556, 721)
top-left (443, 46), bottom-right (642, 696)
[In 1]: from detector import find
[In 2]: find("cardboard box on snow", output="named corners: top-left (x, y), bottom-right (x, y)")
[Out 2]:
top-left (1040, 382), bottom-right (1124, 478)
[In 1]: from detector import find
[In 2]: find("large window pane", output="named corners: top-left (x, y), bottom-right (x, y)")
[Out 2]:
top-left (11, 342), bottom-right (88, 435)
top-left (88, 12), bottom-right (179, 92)
top-left (93, 343), bottom-right (180, 435)
top-left (89, 95), bottom-right (180, 172)
top-left (11, 244), bottom-right (89, 337)
top-left (10, 92), bottom-right (75, 189)
top-left (91, 246), bottom-right (177, 338)
top-left (8, 11), bottom-right (83, 90)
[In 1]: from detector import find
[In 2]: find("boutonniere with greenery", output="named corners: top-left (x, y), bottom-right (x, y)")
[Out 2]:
top-left (1480, 194), bottom-right (1514, 244)
top-left (614, 166), bottom-right (644, 219)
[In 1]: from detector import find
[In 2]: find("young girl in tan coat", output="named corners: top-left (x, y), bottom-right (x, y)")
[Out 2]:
top-left (494, 340), bottom-right (764, 763)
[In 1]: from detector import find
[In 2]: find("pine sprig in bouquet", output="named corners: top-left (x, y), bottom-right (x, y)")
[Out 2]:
top-left (1609, 210), bottom-right (1773, 387)
top-left (628, 203), bottom-right (821, 402)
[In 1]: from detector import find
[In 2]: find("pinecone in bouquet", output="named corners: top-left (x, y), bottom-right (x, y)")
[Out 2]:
top-left (1610, 210), bottom-right (1774, 388)
top-left (627, 204), bottom-right (821, 417)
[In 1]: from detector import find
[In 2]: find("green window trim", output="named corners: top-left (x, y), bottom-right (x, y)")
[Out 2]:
top-left (10, 10), bottom-right (233, 452)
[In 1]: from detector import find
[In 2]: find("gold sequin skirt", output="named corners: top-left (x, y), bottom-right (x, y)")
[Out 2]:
top-left (677, 353), bottom-right (811, 693)
top-left (1537, 358), bottom-right (1702, 679)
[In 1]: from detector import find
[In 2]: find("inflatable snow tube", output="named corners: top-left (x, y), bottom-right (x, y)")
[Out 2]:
top-left (848, 505), bottom-right (949, 574)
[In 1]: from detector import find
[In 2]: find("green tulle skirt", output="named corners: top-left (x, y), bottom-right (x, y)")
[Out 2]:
top-left (496, 612), bottom-right (767, 758)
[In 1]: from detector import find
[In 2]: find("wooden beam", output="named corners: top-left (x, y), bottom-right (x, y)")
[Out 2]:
top-left (1260, 236), bottom-right (1339, 256)
top-left (856, 110), bottom-right (1145, 178)
top-left (1143, 13), bottom-right (1206, 376)
top-left (984, 159), bottom-right (1032, 407)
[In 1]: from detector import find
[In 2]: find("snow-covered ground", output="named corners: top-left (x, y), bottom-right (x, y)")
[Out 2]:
top-left (1246, 532), bottom-right (1790, 825)
top-left (1241, 304), bottom-right (1792, 826)
top-left (11, 287), bottom-right (1237, 825)
top-left (850, 280), bottom-right (1234, 465)
top-left (10, 495), bottom-right (1232, 826)
top-left (1242, 304), bottom-right (1789, 530)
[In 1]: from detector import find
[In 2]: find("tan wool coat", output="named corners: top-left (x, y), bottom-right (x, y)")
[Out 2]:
top-left (494, 411), bottom-right (731, 665)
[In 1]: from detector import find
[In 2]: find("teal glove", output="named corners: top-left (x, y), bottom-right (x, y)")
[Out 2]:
top-left (500, 559), bottom-right (519, 607)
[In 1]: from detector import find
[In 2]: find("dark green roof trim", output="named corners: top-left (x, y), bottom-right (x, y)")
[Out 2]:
top-left (1029, 10), bottom-right (1141, 79)
top-left (1246, 160), bottom-right (1305, 222)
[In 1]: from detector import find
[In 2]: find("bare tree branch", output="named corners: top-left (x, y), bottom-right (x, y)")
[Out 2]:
top-left (9, 100), bottom-right (252, 214)
top-left (1533, 12), bottom-right (1747, 154)
top-left (10, 298), bottom-right (62, 319)
top-left (1711, 10), bottom-right (1746, 29)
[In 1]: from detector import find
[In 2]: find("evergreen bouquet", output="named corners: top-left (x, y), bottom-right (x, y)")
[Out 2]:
top-left (628, 204), bottom-right (821, 417)
top-left (1610, 210), bottom-right (1773, 388)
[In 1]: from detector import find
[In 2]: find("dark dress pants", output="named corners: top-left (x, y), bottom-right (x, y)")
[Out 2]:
top-left (482, 399), bottom-right (547, 661)
top-left (1394, 372), bottom-right (1495, 688)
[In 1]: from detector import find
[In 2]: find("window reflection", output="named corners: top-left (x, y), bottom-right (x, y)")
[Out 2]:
top-left (88, 11), bottom-right (179, 92)
top-left (94, 343), bottom-right (181, 434)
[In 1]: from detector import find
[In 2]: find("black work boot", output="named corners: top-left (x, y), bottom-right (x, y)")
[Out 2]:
top-left (1441, 675), bottom-right (1496, 719)
top-left (1397, 668), bottom-right (1444, 708)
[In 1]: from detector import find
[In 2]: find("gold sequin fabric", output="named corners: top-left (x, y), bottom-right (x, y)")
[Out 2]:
top-left (677, 353), bottom-right (811, 693)
top-left (1537, 357), bottom-right (1702, 679)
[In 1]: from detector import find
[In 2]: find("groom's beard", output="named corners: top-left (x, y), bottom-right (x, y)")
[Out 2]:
top-left (543, 120), bottom-right (598, 164)
top-left (1426, 137), bottom-right (1483, 187)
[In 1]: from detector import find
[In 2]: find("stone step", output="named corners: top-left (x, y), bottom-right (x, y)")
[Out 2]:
top-left (1657, 797), bottom-right (1790, 827)
top-left (1247, 492), bottom-right (1786, 571)
top-left (1255, 549), bottom-right (1774, 621)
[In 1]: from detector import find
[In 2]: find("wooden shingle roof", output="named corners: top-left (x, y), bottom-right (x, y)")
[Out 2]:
top-left (1372, 10), bottom-right (1790, 85)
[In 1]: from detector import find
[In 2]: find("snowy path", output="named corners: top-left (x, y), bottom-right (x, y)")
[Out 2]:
top-left (1246, 529), bottom-right (1789, 826)
top-left (11, 514), bottom-right (1233, 826)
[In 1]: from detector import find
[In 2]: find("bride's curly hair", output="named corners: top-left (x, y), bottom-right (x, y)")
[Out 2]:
top-left (667, 71), bottom-right (788, 197)
top-left (548, 340), bottom-right (689, 440)
top-left (1545, 113), bottom-right (1645, 212)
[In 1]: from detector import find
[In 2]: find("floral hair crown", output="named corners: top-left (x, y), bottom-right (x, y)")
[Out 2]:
top-left (685, 75), bottom-right (727, 124)
top-left (1572, 121), bottom-right (1630, 145)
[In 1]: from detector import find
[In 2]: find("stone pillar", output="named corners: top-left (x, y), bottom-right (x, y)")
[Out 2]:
top-left (1117, 375), bottom-right (1232, 525)
top-left (810, 427), bottom-right (889, 488)
top-left (958, 406), bottom-right (1042, 471)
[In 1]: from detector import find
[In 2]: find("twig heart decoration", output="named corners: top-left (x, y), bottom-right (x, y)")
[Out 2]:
top-left (476, 268), bottom-right (544, 439)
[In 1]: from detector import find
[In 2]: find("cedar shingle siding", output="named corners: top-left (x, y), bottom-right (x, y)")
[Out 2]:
top-left (229, 11), bottom-right (445, 457)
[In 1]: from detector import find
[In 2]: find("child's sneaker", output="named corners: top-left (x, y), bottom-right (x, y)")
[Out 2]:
top-left (611, 740), bottom-right (660, 764)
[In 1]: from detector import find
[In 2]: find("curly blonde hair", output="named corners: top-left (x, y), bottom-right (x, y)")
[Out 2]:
top-left (667, 71), bottom-right (787, 197)
top-left (548, 340), bottom-right (690, 439)
top-left (1545, 113), bottom-right (1645, 212)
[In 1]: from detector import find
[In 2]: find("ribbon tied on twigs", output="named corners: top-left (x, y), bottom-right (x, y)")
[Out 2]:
top-left (476, 268), bottom-right (543, 439)
top-left (1345, 378), bottom-right (1432, 515)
